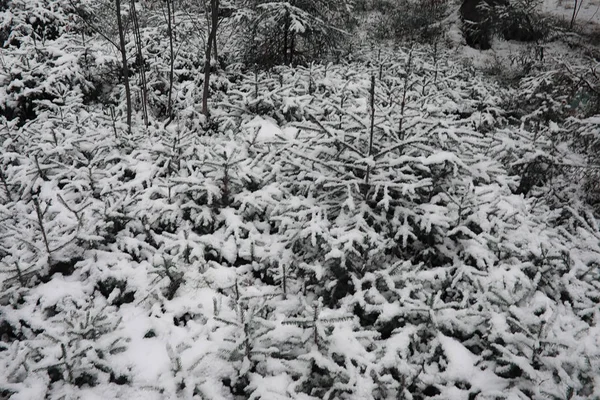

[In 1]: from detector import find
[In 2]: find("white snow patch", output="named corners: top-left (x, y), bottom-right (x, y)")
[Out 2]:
top-left (203, 263), bottom-right (237, 289)
top-left (438, 333), bottom-right (507, 392)
top-left (245, 116), bottom-right (290, 142)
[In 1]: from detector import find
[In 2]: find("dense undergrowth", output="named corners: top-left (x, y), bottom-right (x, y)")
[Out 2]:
top-left (2, 0), bottom-right (600, 399)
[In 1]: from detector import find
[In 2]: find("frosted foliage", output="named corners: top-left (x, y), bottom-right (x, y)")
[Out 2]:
top-left (1, 5), bottom-right (600, 399)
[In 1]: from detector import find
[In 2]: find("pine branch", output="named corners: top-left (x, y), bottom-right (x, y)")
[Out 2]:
top-left (306, 113), bottom-right (365, 158)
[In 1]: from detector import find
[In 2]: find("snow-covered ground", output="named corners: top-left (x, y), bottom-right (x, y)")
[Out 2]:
top-left (2, 1), bottom-right (600, 399)
top-left (544, 0), bottom-right (600, 30)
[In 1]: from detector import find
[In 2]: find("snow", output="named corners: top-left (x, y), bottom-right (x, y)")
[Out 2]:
top-left (203, 263), bottom-right (238, 289)
top-left (76, 387), bottom-right (164, 400)
top-left (438, 334), bottom-right (508, 393)
top-left (6, 379), bottom-right (48, 400)
top-left (246, 373), bottom-right (295, 400)
top-left (2, 7), bottom-right (600, 399)
top-left (542, 0), bottom-right (600, 29)
top-left (113, 312), bottom-right (173, 385)
top-left (380, 326), bottom-right (417, 368)
top-left (245, 116), bottom-right (290, 142)
top-left (54, 54), bottom-right (77, 66)
top-left (32, 275), bottom-right (91, 310)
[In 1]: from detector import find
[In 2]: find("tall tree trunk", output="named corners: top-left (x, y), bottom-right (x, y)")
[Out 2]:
top-left (211, 0), bottom-right (219, 64)
top-left (364, 74), bottom-right (376, 194)
top-left (212, 22), bottom-right (218, 67)
top-left (115, 0), bottom-right (132, 133)
top-left (166, 0), bottom-right (175, 119)
top-left (130, 0), bottom-right (148, 127)
top-left (202, 0), bottom-right (218, 117)
top-left (570, 0), bottom-right (579, 29)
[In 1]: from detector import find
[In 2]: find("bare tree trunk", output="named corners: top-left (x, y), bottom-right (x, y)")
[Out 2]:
top-left (130, 0), bottom-right (148, 127)
top-left (398, 46), bottom-right (413, 141)
top-left (570, 0), bottom-right (584, 29)
top-left (364, 74), bottom-right (375, 192)
top-left (570, 0), bottom-right (578, 29)
top-left (202, 0), bottom-right (219, 117)
top-left (166, 0), bottom-right (175, 119)
top-left (115, 0), bottom-right (132, 133)
top-left (211, 0), bottom-right (219, 63)
top-left (212, 20), bottom-right (218, 66)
